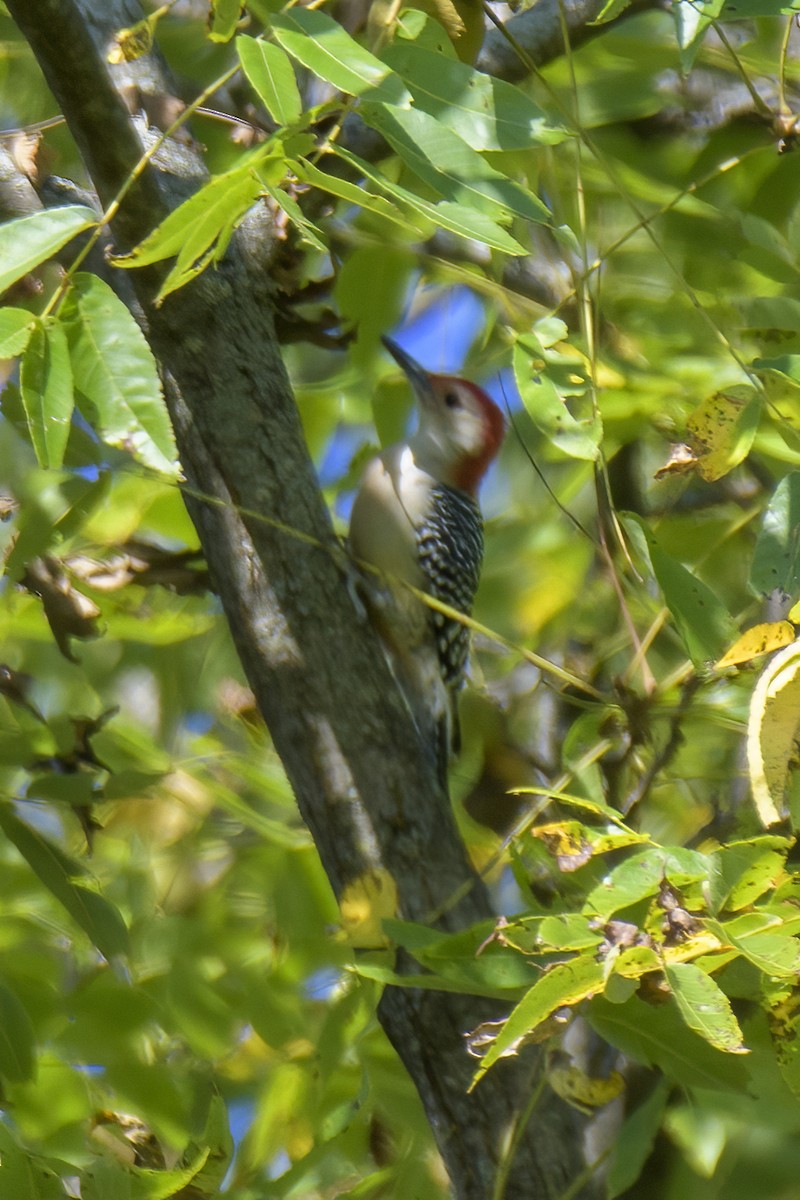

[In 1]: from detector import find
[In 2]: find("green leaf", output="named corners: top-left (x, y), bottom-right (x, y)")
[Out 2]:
top-left (270, 9), bottom-right (405, 100)
top-left (382, 918), bottom-right (454, 953)
top-left (26, 772), bottom-right (97, 806)
top-left (338, 1170), bottom-right (394, 1199)
top-left (609, 945), bottom-right (661, 983)
top-left (335, 246), bottom-right (407, 359)
top-left (0, 978), bottom-right (36, 1081)
top-left (587, 996), bottom-right (749, 1091)
top-left (755, 354), bottom-right (800, 384)
top-left (740, 296), bottom-right (800, 333)
top-left (332, 145), bottom-right (527, 255)
top-left (359, 102), bottom-right (550, 224)
top-left (0, 805), bottom-right (129, 959)
top-left (380, 42), bottom-right (566, 151)
top-left (180, 1092), bottom-right (233, 1196)
top-left (0, 205), bottom-right (97, 294)
top-left (290, 156), bottom-right (417, 233)
top-left (207, 777), bottom-right (311, 846)
top-left (516, 785), bottom-right (636, 831)
top-left (61, 273), bottom-right (178, 475)
top-left (19, 318), bottom-right (74, 468)
top-left (707, 837), bottom-right (789, 912)
top-left (415, 942), bottom-right (542, 992)
top-left (81, 1150), bottom-right (210, 1200)
top-left (470, 956), bottom-right (606, 1085)
top-left (536, 914), bottom-right (604, 953)
top-left (742, 213), bottom-right (795, 263)
top-left (664, 961), bottom-right (747, 1053)
top-left (721, 0), bottom-right (800, 16)
top-left (0, 1125), bottom-right (65, 1199)
top-left (706, 914), bottom-right (800, 977)
top-left (111, 160), bottom-right (265, 301)
top-left (104, 607), bottom-right (215, 643)
top-left (237, 35), bottom-right (301, 125)
top-left (534, 316), bottom-right (569, 348)
top-left (673, 0), bottom-right (718, 71)
top-left (607, 1079), bottom-right (669, 1198)
top-left (257, 177), bottom-right (327, 252)
top-left (167, 968), bottom-right (236, 1058)
top-left (2, 471), bottom-right (108, 582)
top-left (405, 200), bottom-right (524, 255)
top-left (351, 960), bottom-right (515, 999)
top-left (665, 1102), bottom-right (728, 1177)
top-left (591, 0), bottom-right (636, 20)
top-left (513, 342), bottom-right (600, 460)
top-left (405, 952), bottom-right (532, 995)
top-left (584, 846), bottom-right (708, 920)
top-left (0, 306), bottom-right (35, 357)
top-left (750, 473), bottom-right (800, 598)
top-left (768, 986), bottom-right (800, 1099)
top-left (636, 520), bottom-right (738, 666)
top-left (209, 0), bottom-right (242, 42)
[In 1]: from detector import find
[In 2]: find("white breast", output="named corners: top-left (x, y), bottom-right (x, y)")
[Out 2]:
top-left (348, 444), bottom-right (434, 587)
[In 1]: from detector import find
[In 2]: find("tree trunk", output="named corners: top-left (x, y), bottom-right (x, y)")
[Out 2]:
top-left (7, 1), bottom-right (599, 1193)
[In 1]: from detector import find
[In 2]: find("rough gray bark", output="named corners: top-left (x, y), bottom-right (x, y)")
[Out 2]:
top-left (478, 0), bottom-right (609, 80)
top-left (6, 2), bottom-right (597, 1195)
top-left (477, 0), bottom-right (660, 81)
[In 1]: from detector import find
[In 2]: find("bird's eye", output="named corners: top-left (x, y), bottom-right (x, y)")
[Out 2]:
top-left (444, 391), bottom-right (460, 408)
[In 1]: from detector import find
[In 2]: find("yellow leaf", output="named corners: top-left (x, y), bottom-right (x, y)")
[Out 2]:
top-left (107, 17), bottom-right (155, 63)
top-left (683, 386), bottom-right (761, 482)
top-left (547, 1054), bottom-right (625, 1112)
top-left (339, 869), bottom-right (397, 949)
top-left (594, 362), bottom-right (625, 388)
top-left (747, 639), bottom-right (800, 827)
top-left (427, 0), bottom-right (466, 37)
top-left (716, 621), bottom-right (796, 669)
top-left (532, 822), bottom-right (592, 872)
top-left (403, 0), bottom-right (484, 60)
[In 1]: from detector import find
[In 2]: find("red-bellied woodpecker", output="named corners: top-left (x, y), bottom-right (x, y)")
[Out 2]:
top-left (349, 336), bottom-right (505, 786)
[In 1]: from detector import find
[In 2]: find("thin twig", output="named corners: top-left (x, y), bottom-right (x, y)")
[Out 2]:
top-left (493, 1071), bottom-right (548, 1200)
top-left (620, 674), bottom-right (701, 816)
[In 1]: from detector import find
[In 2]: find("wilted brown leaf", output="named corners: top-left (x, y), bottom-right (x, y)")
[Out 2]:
top-left (23, 555), bottom-right (101, 661)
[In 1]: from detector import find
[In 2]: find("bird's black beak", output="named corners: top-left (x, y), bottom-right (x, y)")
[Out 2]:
top-left (382, 336), bottom-right (434, 406)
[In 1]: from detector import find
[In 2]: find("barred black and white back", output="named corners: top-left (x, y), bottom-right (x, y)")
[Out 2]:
top-left (417, 484), bottom-right (484, 751)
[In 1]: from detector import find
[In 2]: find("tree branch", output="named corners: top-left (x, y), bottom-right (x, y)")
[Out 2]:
top-left (478, 0), bottom-right (660, 82)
